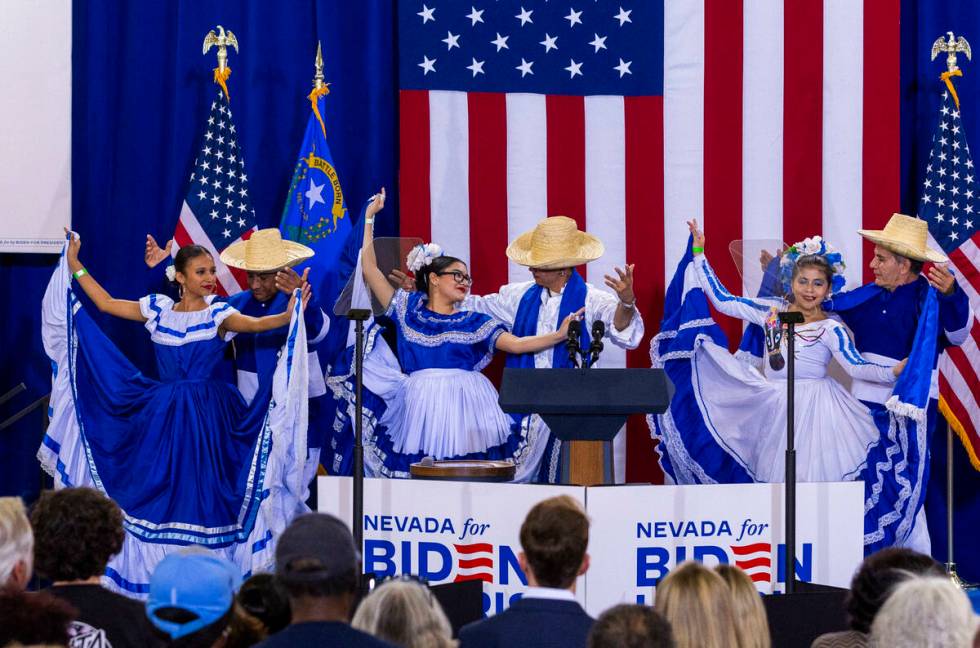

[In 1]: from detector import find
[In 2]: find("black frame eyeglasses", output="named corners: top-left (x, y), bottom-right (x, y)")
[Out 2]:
top-left (435, 270), bottom-right (473, 285)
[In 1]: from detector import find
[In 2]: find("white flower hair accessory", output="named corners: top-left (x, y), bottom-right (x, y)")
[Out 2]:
top-left (406, 242), bottom-right (444, 272)
top-left (778, 235), bottom-right (847, 295)
top-left (165, 265), bottom-right (177, 282)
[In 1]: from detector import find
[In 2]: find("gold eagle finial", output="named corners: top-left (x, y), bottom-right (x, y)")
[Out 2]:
top-left (202, 25), bottom-right (239, 74)
top-left (931, 31), bottom-right (971, 74)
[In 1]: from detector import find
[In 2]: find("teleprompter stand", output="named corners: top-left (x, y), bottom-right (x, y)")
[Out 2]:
top-left (498, 368), bottom-right (673, 485)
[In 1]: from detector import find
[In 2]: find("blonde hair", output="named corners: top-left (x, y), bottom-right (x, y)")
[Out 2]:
top-left (715, 564), bottom-right (771, 648)
top-left (0, 497), bottom-right (34, 588)
top-left (352, 579), bottom-right (456, 648)
top-left (655, 561), bottom-right (739, 648)
top-left (870, 576), bottom-right (978, 647)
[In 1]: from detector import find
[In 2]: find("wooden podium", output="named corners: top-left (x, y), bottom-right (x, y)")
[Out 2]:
top-left (498, 368), bottom-right (674, 486)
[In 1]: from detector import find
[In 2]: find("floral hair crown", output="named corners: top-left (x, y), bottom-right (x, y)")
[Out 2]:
top-left (778, 235), bottom-right (847, 295)
top-left (406, 242), bottom-right (444, 273)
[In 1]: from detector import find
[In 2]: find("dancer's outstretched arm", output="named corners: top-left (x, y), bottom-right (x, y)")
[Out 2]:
top-left (222, 284), bottom-right (311, 334)
top-left (687, 219), bottom-right (776, 327)
top-left (64, 230), bottom-right (146, 322)
top-left (361, 188), bottom-right (395, 309)
top-left (496, 307), bottom-right (585, 355)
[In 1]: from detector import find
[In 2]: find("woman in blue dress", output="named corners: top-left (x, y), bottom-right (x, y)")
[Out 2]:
top-left (39, 231), bottom-right (313, 596)
top-left (328, 190), bottom-right (582, 480)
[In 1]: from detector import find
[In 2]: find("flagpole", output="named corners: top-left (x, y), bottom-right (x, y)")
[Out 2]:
top-left (929, 32), bottom-right (971, 589)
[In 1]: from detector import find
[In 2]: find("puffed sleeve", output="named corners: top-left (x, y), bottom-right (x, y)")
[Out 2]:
top-left (139, 294), bottom-right (174, 335)
top-left (208, 300), bottom-right (241, 341)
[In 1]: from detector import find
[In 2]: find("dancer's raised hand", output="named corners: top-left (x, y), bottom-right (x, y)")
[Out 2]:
top-left (145, 234), bottom-right (173, 268)
top-left (366, 188), bottom-right (386, 222)
top-left (604, 264), bottom-right (635, 305)
top-left (64, 227), bottom-right (82, 272)
top-left (687, 219), bottom-right (705, 254)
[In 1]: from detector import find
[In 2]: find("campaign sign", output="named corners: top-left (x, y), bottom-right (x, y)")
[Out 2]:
top-left (583, 482), bottom-right (863, 616)
top-left (318, 477), bottom-right (587, 616)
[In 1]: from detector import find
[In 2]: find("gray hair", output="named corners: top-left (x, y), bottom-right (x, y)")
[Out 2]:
top-left (870, 576), bottom-right (978, 647)
top-left (352, 579), bottom-right (456, 648)
top-left (0, 497), bottom-right (34, 587)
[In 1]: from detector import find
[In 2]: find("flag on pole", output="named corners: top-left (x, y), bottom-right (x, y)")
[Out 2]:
top-left (172, 85), bottom-right (258, 296)
top-left (279, 72), bottom-right (352, 307)
top-left (915, 79), bottom-right (980, 469)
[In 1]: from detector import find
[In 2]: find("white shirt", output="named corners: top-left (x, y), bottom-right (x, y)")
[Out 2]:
top-left (463, 280), bottom-right (644, 367)
top-left (521, 586), bottom-right (578, 601)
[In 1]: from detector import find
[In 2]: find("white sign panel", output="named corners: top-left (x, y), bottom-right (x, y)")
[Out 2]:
top-left (318, 477), bottom-right (587, 616)
top-left (0, 0), bottom-right (72, 253)
top-left (583, 482), bottom-right (864, 616)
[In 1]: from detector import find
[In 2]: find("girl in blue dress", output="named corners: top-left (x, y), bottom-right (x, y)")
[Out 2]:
top-left (329, 190), bottom-right (582, 480)
top-left (39, 231), bottom-right (313, 596)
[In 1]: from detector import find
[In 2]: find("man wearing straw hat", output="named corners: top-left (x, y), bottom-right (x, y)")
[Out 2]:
top-left (829, 213), bottom-right (971, 407)
top-left (827, 213), bottom-right (972, 551)
top-left (461, 216), bottom-right (644, 484)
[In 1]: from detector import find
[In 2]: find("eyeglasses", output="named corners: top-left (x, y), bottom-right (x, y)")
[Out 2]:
top-left (435, 270), bottom-right (473, 285)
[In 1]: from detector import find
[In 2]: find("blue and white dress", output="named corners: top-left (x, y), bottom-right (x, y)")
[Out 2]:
top-left (650, 248), bottom-right (938, 552)
top-left (328, 289), bottom-right (534, 479)
top-left (39, 246), bottom-right (312, 596)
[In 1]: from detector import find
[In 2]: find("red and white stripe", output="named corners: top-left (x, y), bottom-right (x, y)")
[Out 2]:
top-left (730, 541), bottom-right (773, 586)
top-left (453, 543), bottom-right (495, 584)
top-left (399, 0), bottom-right (902, 483)
top-left (173, 201), bottom-right (255, 296)
top-left (942, 235), bottom-right (980, 461)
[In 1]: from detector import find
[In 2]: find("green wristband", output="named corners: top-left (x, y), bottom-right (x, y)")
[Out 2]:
top-left (72, 267), bottom-right (89, 280)
top-left (691, 246), bottom-right (704, 254)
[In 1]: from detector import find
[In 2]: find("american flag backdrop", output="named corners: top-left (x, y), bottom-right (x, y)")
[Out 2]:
top-left (172, 88), bottom-right (258, 296)
top-left (917, 86), bottom-right (980, 469)
top-left (397, 0), bottom-right (903, 482)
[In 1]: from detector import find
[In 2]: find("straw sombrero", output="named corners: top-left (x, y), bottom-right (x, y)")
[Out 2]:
top-left (506, 216), bottom-right (604, 269)
top-left (857, 213), bottom-right (947, 263)
top-left (220, 228), bottom-right (314, 272)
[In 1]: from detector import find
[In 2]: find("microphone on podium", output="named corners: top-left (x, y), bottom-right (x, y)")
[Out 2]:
top-left (566, 319), bottom-right (581, 368)
top-left (587, 320), bottom-right (605, 368)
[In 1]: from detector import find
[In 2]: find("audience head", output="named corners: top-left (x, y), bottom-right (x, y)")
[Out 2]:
top-left (870, 575), bottom-right (978, 647)
top-left (654, 561), bottom-right (739, 648)
top-left (352, 577), bottom-right (454, 648)
top-left (30, 487), bottom-right (125, 583)
top-left (146, 551), bottom-right (243, 645)
top-left (714, 564), bottom-right (770, 648)
top-left (275, 513), bottom-right (359, 610)
top-left (0, 589), bottom-right (75, 647)
top-left (237, 573), bottom-right (291, 634)
top-left (0, 497), bottom-right (33, 590)
top-left (518, 495), bottom-right (590, 590)
top-left (846, 547), bottom-right (945, 634)
top-left (587, 603), bottom-right (675, 648)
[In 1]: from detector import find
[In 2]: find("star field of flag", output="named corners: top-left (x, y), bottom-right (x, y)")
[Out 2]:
top-left (185, 90), bottom-right (257, 245)
top-left (918, 90), bottom-right (979, 250)
top-left (399, 2), bottom-right (662, 96)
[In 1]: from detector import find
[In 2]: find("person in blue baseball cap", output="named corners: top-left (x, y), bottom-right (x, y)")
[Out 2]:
top-left (146, 551), bottom-right (245, 645)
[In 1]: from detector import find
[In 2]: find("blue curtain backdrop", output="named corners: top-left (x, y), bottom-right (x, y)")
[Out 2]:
top-left (0, 1), bottom-right (397, 500)
top-left (902, 0), bottom-right (980, 584)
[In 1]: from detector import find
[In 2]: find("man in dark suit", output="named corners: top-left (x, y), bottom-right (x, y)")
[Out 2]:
top-left (459, 496), bottom-right (593, 648)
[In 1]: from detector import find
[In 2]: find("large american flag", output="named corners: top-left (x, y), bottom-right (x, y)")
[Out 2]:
top-left (398, 1), bottom-right (901, 481)
top-left (172, 88), bottom-right (258, 295)
top-left (917, 86), bottom-right (980, 469)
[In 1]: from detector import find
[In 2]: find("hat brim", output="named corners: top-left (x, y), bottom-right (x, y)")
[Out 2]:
top-left (505, 231), bottom-right (604, 269)
top-left (856, 229), bottom-right (948, 263)
top-left (219, 239), bottom-right (315, 272)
